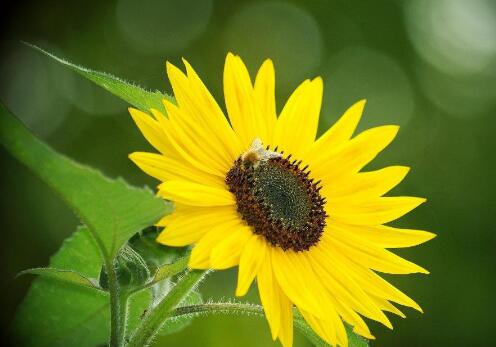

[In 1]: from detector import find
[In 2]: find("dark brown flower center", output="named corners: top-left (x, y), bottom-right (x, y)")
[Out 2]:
top-left (225, 144), bottom-right (327, 252)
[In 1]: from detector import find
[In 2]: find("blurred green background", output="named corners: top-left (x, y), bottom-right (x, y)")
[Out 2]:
top-left (1, 0), bottom-right (495, 346)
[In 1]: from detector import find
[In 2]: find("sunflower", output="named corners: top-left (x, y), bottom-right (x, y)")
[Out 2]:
top-left (129, 53), bottom-right (435, 347)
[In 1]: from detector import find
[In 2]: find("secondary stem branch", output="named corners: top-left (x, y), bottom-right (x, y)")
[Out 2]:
top-left (126, 270), bottom-right (207, 347)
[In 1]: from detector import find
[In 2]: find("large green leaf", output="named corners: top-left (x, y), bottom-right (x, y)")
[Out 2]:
top-left (13, 226), bottom-right (155, 347)
top-left (25, 43), bottom-right (173, 113)
top-left (0, 102), bottom-right (169, 260)
top-left (14, 226), bottom-right (110, 347)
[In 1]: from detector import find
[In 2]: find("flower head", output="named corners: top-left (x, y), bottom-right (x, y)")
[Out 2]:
top-left (129, 53), bottom-right (435, 347)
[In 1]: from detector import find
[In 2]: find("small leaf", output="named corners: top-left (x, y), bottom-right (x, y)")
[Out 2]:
top-left (0, 102), bottom-right (170, 261)
top-left (146, 256), bottom-right (190, 289)
top-left (17, 268), bottom-right (102, 291)
top-left (24, 42), bottom-right (173, 113)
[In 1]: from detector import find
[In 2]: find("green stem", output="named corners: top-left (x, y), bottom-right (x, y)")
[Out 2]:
top-left (174, 302), bottom-right (264, 317)
top-left (126, 270), bottom-right (207, 347)
top-left (171, 302), bottom-right (325, 344)
top-left (169, 302), bottom-right (368, 347)
top-left (107, 259), bottom-right (128, 347)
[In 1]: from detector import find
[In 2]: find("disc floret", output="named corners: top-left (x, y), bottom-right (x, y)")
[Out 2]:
top-left (226, 139), bottom-right (327, 251)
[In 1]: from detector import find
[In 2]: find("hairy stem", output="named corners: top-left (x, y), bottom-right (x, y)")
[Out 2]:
top-left (174, 302), bottom-right (265, 318)
top-left (170, 302), bottom-right (368, 347)
top-left (171, 302), bottom-right (325, 343)
top-left (107, 259), bottom-right (128, 347)
top-left (126, 270), bottom-right (207, 347)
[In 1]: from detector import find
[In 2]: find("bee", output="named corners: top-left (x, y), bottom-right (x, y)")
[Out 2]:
top-left (241, 138), bottom-right (281, 169)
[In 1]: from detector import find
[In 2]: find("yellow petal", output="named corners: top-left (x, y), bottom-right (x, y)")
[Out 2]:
top-left (311, 125), bottom-right (399, 183)
top-left (370, 295), bottom-right (406, 318)
top-left (129, 152), bottom-right (224, 188)
top-left (157, 181), bottom-right (235, 207)
top-left (277, 293), bottom-right (294, 347)
top-left (331, 250), bottom-right (423, 312)
top-left (271, 248), bottom-right (327, 318)
top-left (257, 256), bottom-right (281, 340)
top-left (257, 257), bottom-right (294, 346)
top-left (304, 99), bottom-right (365, 162)
top-left (162, 98), bottom-right (232, 173)
top-left (210, 225), bottom-right (252, 269)
top-left (273, 77), bottom-right (323, 158)
top-left (236, 234), bottom-right (268, 296)
top-left (155, 213), bottom-right (175, 227)
top-left (129, 108), bottom-right (169, 154)
top-left (330, 196), bottom-right (426, 225)
top-left (148, 106), bottom-right (190, 163)
top-left (298, 307), bottom-right (347, 347)
top-left (323, 230), bottom-right (429, 275)
top-left (160, 97), bottom-right (233, 176)
top-left (188, 220), bottom-right (244, 269)
top-left (224, 53), bottom-right (267, 147)
top-left (156, 205), bottom-right (240, 246)
top-left (181, 58), bottom-right (243, 160)
top-left (310, 245), bottom-right (393, 329)
top-left (324, 166), bottom-right (410, 201)
top-left (254, 59), bottom-right (277, 143)
top-left (330, 222), bottom-right (436, 248)
top-left (331, 299), bottom-right (375, 340)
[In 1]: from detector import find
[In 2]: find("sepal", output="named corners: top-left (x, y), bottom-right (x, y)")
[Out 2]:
top-left (99, 245), bottom-right (151, 290)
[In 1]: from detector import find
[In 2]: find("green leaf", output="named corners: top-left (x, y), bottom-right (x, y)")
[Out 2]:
top-left (131, 256), bottom-right (190, 294)
top-left (0, 102), bottom-right (169, 261)
top-left (152, 256), bottom-right (190, 283)
top-left (24, 42), bottom-right (173, 113)
top-left (17, 268), bottom-right (102, 291)
top-left (14, 227), bottom-right (111, 347)
top-left (13, 227), bottom-right (195, 347)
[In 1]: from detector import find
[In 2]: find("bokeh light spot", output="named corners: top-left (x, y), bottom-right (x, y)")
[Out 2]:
top-left (405, 0), bottom-right (496, 75)
top-left (115, 0), bottom-right (213, 53)
top-left (320, 46), bottom-right (414, 132)
top-left (0, 48), bottom-right (71, 136)
top-left (223, 1), bottom-right (323, 93)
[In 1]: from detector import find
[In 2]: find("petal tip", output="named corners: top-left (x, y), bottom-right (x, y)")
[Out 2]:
top-left (235, 288), bottom-right (248, 297)
top-left (313, 76), bottom-right (323, 85)
top-left (262, 58), bottom-right (274, 68)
